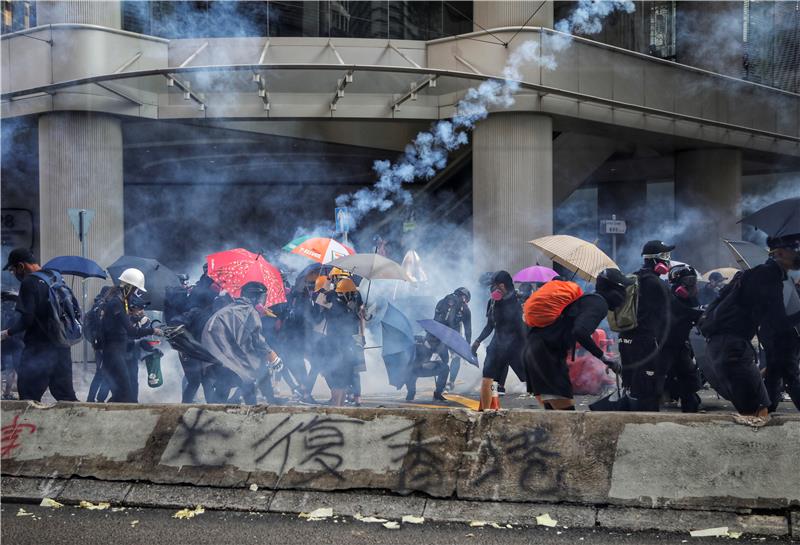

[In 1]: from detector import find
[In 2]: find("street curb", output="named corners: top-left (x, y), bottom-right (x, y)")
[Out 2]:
top-left (1, 475), bottom-right (795, 537)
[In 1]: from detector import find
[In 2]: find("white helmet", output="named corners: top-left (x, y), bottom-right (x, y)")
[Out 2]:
top-left (118, 268), bottom-right (147, 292)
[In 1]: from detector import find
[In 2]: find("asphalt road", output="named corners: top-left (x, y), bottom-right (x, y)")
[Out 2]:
top-left (1, 503), bottom-right (794, 545)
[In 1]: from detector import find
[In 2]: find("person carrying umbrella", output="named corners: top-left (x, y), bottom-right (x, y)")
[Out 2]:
top-left (699, 234), bottom-right (800, 417)
top-left (429, 287), bottom-right (472, 392)
top-left (524, 268), bottom-right (626, 410)
top-left (330, 278), bottom-right (366, 406)
top-left (99, 268), bottom-right (162, 403)
top-left (405, 335), bottom-right (449, 402)
top-left (471, 271), bottom-right (525, 410)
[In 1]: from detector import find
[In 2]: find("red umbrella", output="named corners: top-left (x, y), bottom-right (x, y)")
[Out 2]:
top-left (206, 248), bottom-right (286, 307)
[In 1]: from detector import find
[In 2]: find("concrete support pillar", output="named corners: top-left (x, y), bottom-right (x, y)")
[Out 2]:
top-left (473, 1), bottom-right (554, 29)
top-left (597, 181), bottom-right (648, 271)
top-left (38, 112), bottom-right (124, 267)
top-left (675, 149), bottom-right (742, 272)
top-left (473, 113), bottom-right (553, 277)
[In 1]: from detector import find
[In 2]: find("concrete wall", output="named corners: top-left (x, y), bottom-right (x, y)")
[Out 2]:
top-left (2, 401), bottom-right (799, 515)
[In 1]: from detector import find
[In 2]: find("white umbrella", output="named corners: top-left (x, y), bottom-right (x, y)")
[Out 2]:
top-left (328, 253), bottom-right (411, 281)
top-left (528, 235), bottom-right (618, 282)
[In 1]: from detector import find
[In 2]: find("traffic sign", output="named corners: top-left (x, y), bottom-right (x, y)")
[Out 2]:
top-left (68, 208), bottom-right (95, 240)
top-left (600, 219), bottom-right (627, 235)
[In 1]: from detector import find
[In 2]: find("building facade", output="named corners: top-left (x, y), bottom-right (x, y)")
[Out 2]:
top-left (2, 0), bottom-right (799, 285)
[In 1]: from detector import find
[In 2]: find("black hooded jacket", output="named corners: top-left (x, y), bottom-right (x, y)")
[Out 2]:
top-left (475, 271), bottom-right (523, 346)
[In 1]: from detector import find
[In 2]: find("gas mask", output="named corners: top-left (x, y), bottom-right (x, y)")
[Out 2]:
top-left (653, 261), bottom-right (670, 276)
top-left (490, 289), bottom-right (503, 301)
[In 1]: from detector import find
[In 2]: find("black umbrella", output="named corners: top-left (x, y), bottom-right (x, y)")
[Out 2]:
top-left (162, 325), bottom-right (220, 365)
top-left (107, 256), bottom-right (181, 311)
top-left (740, 197), bottom-right (800, 238)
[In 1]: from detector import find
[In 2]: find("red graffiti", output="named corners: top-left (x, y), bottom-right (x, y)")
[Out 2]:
top-left (1, 414), bottom-right (37, 458)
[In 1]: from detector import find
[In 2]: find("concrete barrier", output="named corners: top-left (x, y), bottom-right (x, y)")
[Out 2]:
top-left (2, 401), bottom-right (799, 535)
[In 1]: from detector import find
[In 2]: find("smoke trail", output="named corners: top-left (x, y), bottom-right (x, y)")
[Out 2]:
top-left (336, 0), bottom-right (635, 224)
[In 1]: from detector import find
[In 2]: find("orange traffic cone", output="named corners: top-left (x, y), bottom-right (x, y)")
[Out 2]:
top-left (489, 381), bottom-right (501, 410)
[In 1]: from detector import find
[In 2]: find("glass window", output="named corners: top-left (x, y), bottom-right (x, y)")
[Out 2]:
top-left (648, 1), bottom-right (676, 59)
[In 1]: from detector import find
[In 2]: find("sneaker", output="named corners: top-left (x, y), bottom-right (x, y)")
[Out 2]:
top-left (497, 386), bottom-right (506, 397)
top-left (433, 392), bottom-right (447, 402)
top-left (405, 393), bottom-right (415, 401)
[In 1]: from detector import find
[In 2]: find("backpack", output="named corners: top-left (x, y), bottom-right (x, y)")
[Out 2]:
top-left (523, 280), bottom-right (584, 328)
top-left (31, 270), bottom-right (83, 347)
top-left (607, 274), bottom-right (639, 333)
top-left (83, 296), bottom-right (107, 349)
top-left (697, 271), bottom-right (745, 338)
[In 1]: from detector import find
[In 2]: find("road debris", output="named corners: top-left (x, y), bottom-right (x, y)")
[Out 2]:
top-left (39, 498), bottom-right (63, 508)
top-left (690, 527), bottom-right (729, 537)
top-left (469, 520), bottom-right (487, 527)
top-left (354, 514), bottom-right (388, 523)
top-left (16, 508), bottom-right (34, 517)
top-left (249, 484), bottom-right (259, 491)
top-left (536, 513), bottom-right (558, 527)
top-left (382, 521), bottom-right (400, 530)
top-left (299, 507), bottom-right (333, 521)
top-left (173, 505), bottom-right (205, 519)
top-left (79, 501), bottom-right (110, 510)
top-left (401, 515), bottom-right (424, 524)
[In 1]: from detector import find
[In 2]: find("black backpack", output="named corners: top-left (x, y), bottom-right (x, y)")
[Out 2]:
top-left (83, 296), bottom-right (107, 349)
top-left (697, 271), bottom-right (745, 338)
top-left (31, 270), bottom-right (83, 347)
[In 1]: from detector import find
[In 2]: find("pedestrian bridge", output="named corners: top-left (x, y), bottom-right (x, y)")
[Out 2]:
top-left (2, 24), bottom-right (799, 157)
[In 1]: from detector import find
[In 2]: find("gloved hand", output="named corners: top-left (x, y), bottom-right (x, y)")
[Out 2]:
top-left (470, 341), bottom-right (480, 356)
top-left (268, 353), bottom-right (284, 374)
top-left (0, 329), bottom-right (9, 341)
top-left (152, 327), bottom-right (163, 337)
top-left (602, 356), bottom-right (622, 375)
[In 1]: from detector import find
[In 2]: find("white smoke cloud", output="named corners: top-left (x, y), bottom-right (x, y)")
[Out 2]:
top-left (336, 0), bottom-right (636, 224)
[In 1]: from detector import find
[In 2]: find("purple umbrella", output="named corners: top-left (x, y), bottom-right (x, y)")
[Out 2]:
top-left (513, 265), bottom-right (558, 284)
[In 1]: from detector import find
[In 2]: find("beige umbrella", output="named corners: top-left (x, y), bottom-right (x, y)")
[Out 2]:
top-left (701, 267), bottom-right (739, 282)
top-left (528, 235), bottom-right (618, 282)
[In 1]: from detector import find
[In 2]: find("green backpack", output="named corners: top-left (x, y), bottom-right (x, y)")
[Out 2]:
top-left (607, 274), bottom-right (639, 333)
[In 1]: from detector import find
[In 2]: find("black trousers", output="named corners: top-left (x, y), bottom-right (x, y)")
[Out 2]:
top-left (619, 334), bottom-right (666, 411)
top-left (704, 335), bottom-right (770, 414)
top-left (17, 343), bottom-right (77, 402)
top-left (663, 342), bottom-right (702, 413)
top-left (763, 333), bottom-right (800, 412)
top-left (180, 356), bottom-right (215, 403)
top-left (406, 360), bottom-right (449, 399)
top-left (102, 340), bottom-right (135, 403)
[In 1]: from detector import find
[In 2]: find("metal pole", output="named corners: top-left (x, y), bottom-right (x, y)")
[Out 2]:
top-left (79, 210), bottom-right (88, 369)
top-left (611, 214), bottom-right (617, 263)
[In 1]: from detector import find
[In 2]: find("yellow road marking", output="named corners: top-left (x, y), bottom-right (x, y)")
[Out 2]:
top-left (443, 394), bottom-right (481, 411)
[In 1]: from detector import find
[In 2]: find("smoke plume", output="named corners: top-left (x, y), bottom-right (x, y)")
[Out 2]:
top-left (336, 0), bottom-right (636, 224)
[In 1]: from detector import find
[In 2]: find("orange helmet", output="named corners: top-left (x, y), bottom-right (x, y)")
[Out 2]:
top-left (335, 278), bottom-right (358, 294)
top-left (314, 275), bottom-right (330, 292)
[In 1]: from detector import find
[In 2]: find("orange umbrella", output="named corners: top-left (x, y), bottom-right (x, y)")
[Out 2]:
top-left (206, 248), bottom-right (286, 307)
top-left (283, 235), bottom-right (355, 264)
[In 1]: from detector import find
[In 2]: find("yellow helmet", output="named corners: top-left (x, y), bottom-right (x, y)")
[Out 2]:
top-left (314, 275), bottom-right (330, 292)
top-left (335, 278), bottom-right (358, 294)
top-left (329, 267), bottom-right (351, 278)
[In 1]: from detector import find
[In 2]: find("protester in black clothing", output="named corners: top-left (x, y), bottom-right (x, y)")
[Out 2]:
top-left (1, 248), bottom-right (77, 402)
top-left (757, 243), bottom-right (800, 413)
top-left (702, 235), bottom-right (800, 417)
top-left (698, 271), bottom-right (726, 306)
top-left (100, 268), bottom-right (160, 403)
top-left (618, 240), bottom-right (673, 411)
top-left (662, 265), bottom-right (704, 413)
top-left (526, 268), bottom-right (626, 410)
top-left (430, 287), bottom-right (472, 391)
top-left (1, 290), bottom-right (23, 399)
top-left (124, 297), bottom-right (153, 403)
top-left (405, 336), bottom-right (449, 401)
top-left (471, 271), bottom-right (524, 410)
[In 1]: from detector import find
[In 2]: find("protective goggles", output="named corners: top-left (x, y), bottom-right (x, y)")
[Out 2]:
top-left (642, 252), bottom-right (671, 261)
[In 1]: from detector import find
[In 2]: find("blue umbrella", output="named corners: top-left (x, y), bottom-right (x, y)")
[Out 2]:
top-left (417, 319), bottom-right (479, 367)
top-left (380, 303), bottom-right (416, 389)
top-left (44, 256), bottom-right (106, 279)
